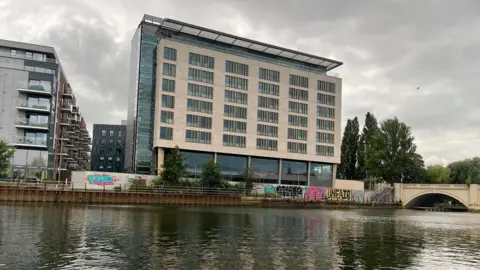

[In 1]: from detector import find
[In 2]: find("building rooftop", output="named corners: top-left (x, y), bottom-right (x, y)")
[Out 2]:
top-left (142, 14), bottom-right (343, 71)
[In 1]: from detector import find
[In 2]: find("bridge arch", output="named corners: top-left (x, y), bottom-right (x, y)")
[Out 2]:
top-left (404, 191), bottom-right (469, 209)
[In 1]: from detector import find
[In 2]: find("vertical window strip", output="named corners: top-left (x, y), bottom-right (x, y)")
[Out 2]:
top-left (289, 74), bottom-right (309, 88)
top-left (162, 78), bottom-right (175, 92)
top-left (316, 145), bottom-right (334, 156)
top-left (189, 52), bottom-right (215, 69)
top-left (226, 60), bottom-right (249, 76)
top-left (163, 47), bottom-right (177, 61)
top-left (162, 63), bottom-right (176, 77)
top-left (259, 68), bottom-right (280, 82)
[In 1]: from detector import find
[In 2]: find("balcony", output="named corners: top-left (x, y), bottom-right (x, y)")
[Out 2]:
top-left (60, 117), bottom-right (71, 126)
top-left (63, 86), bottom-right (74, 98)
top-left (14, 118), bottom-right (49, 131)
top-left (16, 99), bottom-right (50, 113)
top-left (11, 135), bottom-right (47, 149)
top-left (61, 102), bottom-right (73, 112)
top-left (17, 81), bottom-right (52, 96)
top-left (57, 148), bottom-right (69, 156)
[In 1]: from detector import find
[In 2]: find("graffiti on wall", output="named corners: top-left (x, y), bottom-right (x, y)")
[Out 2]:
top-left (85, 174), bottom-right (118, 186)
top-left (254, 184), bottom-right (365, 202)
top-left (128, 175), bottom-right (148, 186)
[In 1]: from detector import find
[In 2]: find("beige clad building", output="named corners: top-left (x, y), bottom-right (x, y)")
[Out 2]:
top-left (127, 15), bottom-right (342, 187)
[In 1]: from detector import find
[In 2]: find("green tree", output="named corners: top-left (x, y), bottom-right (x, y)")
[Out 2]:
top-left (338, 117), bottom-right (360, 179)
top-left (356, 135), bottom-right (366, 179)
top-left (367, 117), bottom-right (423, 184)
top-left (402, 153), bottom-right (426, 183)
top-left (200, 159), bottom-right (224, 188)
top-left (0, 139), bottom-right (14, 177)
top-left (242, 168), bottom-right (254, 194)
top-left (448, 157), bottom-right (480, 184)
top-left (158, 146), bottom-right (185, 186)
top-left (362, 112), bottom-right (380, 178)
top-left (425, 165), bottom-right (451, 184)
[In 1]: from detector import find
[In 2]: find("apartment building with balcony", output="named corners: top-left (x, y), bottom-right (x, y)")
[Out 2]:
top-left (126, 15), bottom-right (342, 187)
top-left (0, 39), bottom-right (91, 181)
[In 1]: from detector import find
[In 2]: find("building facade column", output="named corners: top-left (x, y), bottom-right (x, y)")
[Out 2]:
top-left (278, 158), bottom-right (282, 184)
top-left (156, 148), bottom-right (165, 176)
top-left (307, 161), bottom-right (311, 186)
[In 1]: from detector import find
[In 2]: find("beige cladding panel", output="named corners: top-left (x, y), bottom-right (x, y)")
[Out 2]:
top-left (154, 39), bottom-right (342, 164)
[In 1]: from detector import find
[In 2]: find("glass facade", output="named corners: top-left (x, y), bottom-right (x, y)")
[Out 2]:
top-left (134, 29), bottom-right (157, 174)
top-left (180, 150), bottom-right (214, 179)
top-left (281, 160), bottom-right (308, 186)
top-left (10, 150), bottom-right (49, 181)
top-left (251, 157), bottom-right (279, 184)
top-left (216, 154), bottom-right (247, 182)
top-left (310, 162), bottom-right (333, 187)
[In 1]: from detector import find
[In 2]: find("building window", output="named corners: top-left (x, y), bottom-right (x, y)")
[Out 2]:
top-left (257, 124), bottom-right (278, 137)
top-left (188, 83), bottom-right (213, 99)
top-left (101, 130), bottom-right (106, 136)
top-left (100, 157), bottom-right (104, 160)
top-left (186, 114), bottom-right (212, 129)
top-left (188, 68), bottom-right (214, 84)
top-left (109, 130), bottom-right (114, 136)
top-left (162, 79), bottom-right (175, 92)
top-left (216, 154), bottom-right (248, 182)
top-left (99, 166), bottom-right (104, 170)
top-left (186, 130), bottom-right (211, 144)
top-left (162, 63), bottom-right (176, 77)
top-left (10, 49), bottom-right (16, 56)
top-left (223, 134), bottom-right (246, 148)
top-left (187, 99), bottom-right (213, 114)
top-left (258, 96), bottom-right (279, 110)
top-left (225, 90), bottom-right (248, 105)
top-left (288, 101), bottom-right (308, 114)
top-left (317, 106), bottom-right (335, 119)
top-left (108, 157), bottom-right (113, 161)
top-left (310, 162), bottom-right (333, 187)
top-left (225, 75), bottom-right (248, 90)
top-left (317, 93), bottom-right (335, 106)
top-left (256, 138), bottom-right (278, 151)
top-left (257, 110), bottom-right (278, 124)
top-left (287, 142), bottom-right (307, 154)
top-left (288, 115), bottom-right (308, 128)
top-left (116, 157), bottom-right (121, 161)
top-left (161, 95), bottom-right (175, 109)
top-left (25, 52), bottom-right (33, 60)
top-left (258, 82), bottom-right (280, 96)
top-left (281, 160), bottom-right (307, 185)
top-left (160, 127), bottom-right (173, 140)
top-left (316, 145), bottom-right (334, 156)
top-left (164, 47), bottom-right (177, 61)
top-left (224, 104), bottom-right (247, 119)
top-left (318, 80), bottom-right (336, 93)
top-left (189, 52), bottom-right (215, 69)
top-left (317, 132), bottom-right (335, 144)
top-left (288, 128), bottom-right (308, 141)
top-left (259, 68), bottom-right (280, 82)
top-left (226, 60), bottom-right (249, 76)
top-left (118, 131), bottom-right (122, 137)
top-left (289, 74), bottom-right (309, 88)
top-left (161, 111), bottom-right (174, 124)
top-left (289, 88), bottom-right (309, 101)
top-left (317, 119), bottom-right (335, 131)
top-left (223, 120), bottom-right (247, 133)
top-left (251, 157), bottom-right (279, 184)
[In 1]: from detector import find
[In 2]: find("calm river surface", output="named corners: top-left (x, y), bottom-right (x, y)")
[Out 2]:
top-left (1, 204), bottom-right (480, 270)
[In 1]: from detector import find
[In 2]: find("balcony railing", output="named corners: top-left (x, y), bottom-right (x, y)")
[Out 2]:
top-left (17, 81), bottom-right (52, 95)
top-left (63, 87), bottom-right (73, 97)
top-left (0, 50), bottom-right (57, 63)
top-left (11, 135), bottom-right (47, 147)
top-left (16, 99), bottom-right (50, 112)
top-left (14, 118), bottom-right (49, 129)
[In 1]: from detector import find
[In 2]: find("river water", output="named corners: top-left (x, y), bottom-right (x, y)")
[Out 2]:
top-left (0, 204), bottom-right (480, 270)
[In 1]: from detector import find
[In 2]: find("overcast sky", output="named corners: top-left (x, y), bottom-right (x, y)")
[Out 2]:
top-left (1, 0), bottom-right (479, 165)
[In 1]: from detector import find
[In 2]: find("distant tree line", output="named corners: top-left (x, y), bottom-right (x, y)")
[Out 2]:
top-left (425, 158), bottom-right (480, 185)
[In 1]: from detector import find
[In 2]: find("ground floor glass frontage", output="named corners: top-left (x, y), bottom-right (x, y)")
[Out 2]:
top-left (164, 149), bottom-right (333, 187)
top-left (8, 149), bottom-right (52, 182)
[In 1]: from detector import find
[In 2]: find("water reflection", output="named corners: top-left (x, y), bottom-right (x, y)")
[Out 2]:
top-left (1, 204), bottom-right (480, 269)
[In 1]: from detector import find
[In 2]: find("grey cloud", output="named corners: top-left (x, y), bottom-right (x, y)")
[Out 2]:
top-left (2, 0), bottom-right (480, 164)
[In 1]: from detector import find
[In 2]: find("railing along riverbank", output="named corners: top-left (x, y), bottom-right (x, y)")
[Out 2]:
top-left (0, 182), bottom-right (401, 209)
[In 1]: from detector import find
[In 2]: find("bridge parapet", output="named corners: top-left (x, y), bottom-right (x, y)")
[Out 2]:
top-left (395, 183), bottom-right (480, 210)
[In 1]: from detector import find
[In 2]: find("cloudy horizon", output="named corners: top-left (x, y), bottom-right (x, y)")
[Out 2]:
top-left (1, 0), bottom-right (479, 166)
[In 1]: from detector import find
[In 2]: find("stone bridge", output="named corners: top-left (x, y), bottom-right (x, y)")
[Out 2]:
top-left (394, 183), bottom-right (480, 210)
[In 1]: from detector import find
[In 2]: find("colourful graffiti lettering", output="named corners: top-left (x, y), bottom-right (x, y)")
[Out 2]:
top-left (276, 185), bottom-right (304, 198)
top-left (264, 185), bottom-right (275, 194)
top-left (85, 174), bottom-right (117, 186)
top-left (304, 186), bottom-right (328, 200)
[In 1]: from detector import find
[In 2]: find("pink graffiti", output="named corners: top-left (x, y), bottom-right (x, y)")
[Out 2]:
top-left (304, 186), bottom-right (328, 200)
